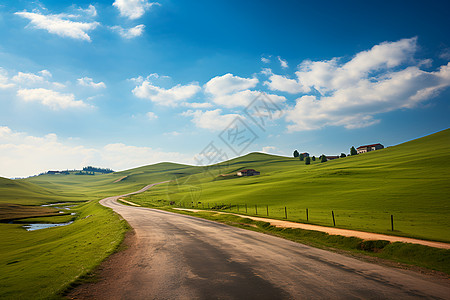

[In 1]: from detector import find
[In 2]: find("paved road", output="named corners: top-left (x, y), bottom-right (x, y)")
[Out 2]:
top-left (91, 184), bottom-right (450, 299)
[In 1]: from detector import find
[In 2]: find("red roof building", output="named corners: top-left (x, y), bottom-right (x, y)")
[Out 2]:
top-left (356, 143), bottom-right (384, 154)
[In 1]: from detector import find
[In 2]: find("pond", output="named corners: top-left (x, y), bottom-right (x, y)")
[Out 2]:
top-left (23, 221), bottom-right (74, 231)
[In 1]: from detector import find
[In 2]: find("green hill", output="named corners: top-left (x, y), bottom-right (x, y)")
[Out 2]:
top-left (129, 129), bottom-right (450, 242)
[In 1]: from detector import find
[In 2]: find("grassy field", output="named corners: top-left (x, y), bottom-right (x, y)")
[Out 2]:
top-left (127, 129), bottom-right (450, 242)
top-left (0, 173), bottom-right (133, 299)
top-left (0, 201), bottom-right (128, 299)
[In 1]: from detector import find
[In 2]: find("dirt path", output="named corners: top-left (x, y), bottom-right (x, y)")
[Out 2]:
top-left (67, 183), bottom-right (450, 299)
top-left (174, 208), bottom-right (450, 249)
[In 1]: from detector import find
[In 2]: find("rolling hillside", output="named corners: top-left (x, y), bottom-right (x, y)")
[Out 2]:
top-left (128, 128), bottom-right (450, 242)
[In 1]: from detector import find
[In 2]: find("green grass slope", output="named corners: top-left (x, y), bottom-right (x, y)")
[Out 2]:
top-left (131, 129), bottom-right (450, 242)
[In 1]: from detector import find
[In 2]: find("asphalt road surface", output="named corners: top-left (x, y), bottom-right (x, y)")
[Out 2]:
top-left (84, 185), bottom-right (450, 299)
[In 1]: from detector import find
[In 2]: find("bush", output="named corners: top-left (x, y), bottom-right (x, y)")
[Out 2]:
top-left (305, 157), bottom-right (311, 165)
top-left (321, 155), bottom-right (327, 163)
top-left (299, 153), bottom-right (304, 161)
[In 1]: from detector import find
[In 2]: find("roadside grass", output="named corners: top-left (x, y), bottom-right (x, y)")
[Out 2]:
top-left (0, 200), bottom-right (128, 300)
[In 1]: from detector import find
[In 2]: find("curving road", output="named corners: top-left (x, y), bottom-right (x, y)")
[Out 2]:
top-left (76, 183), bottom-right (450, 299)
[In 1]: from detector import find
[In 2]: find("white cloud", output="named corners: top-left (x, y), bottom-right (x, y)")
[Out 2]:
top-left (15, 11), bottom-right (99, 41)
top-left (278, 56), bottom-right (288, 69)
top-left (17, 88), bottom-right (90, 110)
top-left (0, 68), bottom-right (15, 89)
top-left (261, 146), bottom-right (277, 153)
top-left (182, 109), bottom-right (240, 131)
top-left (282, 37), bottom-right (450, 131)
top-left (77, 4), bottom-right (97, 17)
top-left (77, 77), bottom-right (106, 88)
top-left (0, 126), bottom-right (192, 178)
top-left (111, 24), bottom-right (145, 39)
top-left (113, 0), bottom-right (160, 20)
top-left (286, 63), bottom-right (450, 131)
top-left (212, 89), bottom-right (286, 108)
top-left (295, 37), bottom-right (418, 94)
top-left (12, 71), bottom-right (46, 85)
top-left (182, 102), bottom-right (213, 108)
top-left (164, 131), bottom-right (180, 136)
top-left (146, 111), bottom-right (158, 120)
top-left (264, 72), bottom-right (309, 94)
top-left (205, 73), bottom-right (258, 96)
top-left (133, 80), bottom-right (201, 106)
top-left (261, 57), bottom-right (270, 63)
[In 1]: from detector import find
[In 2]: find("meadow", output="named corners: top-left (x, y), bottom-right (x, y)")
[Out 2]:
top-left (127, 129), bottom-right (450, 242)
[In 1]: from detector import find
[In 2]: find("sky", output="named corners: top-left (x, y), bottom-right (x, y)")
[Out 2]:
top-left (0, 0), bottom-right (450, 178)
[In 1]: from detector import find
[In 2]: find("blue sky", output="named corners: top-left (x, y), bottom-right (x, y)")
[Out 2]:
top-left (1, 0), bottom-right (449, 177)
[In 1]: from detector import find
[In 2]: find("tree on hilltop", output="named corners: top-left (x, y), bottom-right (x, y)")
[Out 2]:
top-left (293, 150), bottom-right (299, 158)
top-left (350, 146), bottom-right (357, 156)
top-left (305, 156), bottom-right (311, 165)
top-left (321, 155), bottom-right (327, 163)
top-left (299, 153), bottom-right (304, 161)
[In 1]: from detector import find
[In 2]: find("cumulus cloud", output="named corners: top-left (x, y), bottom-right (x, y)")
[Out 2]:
top-left (286, 63), bottom-right (450, 131)
top-left (205, 73), bottom-right (258, 96)
top-left (278, 56), bottom-right (288, 68)
top-left (181, 109), bottom-right (240, 131)
top-left (146, 111), bottom-right (158, 120)
top-left (111, 24), bottom-right (145, 39)
top-left (204, 73), bottom-right (286, 108)
top-left (281, 37), bottom-right (450, 131)
top-left (133, 79), bottom-right (201, 106)
top-left (113, 0), bottom-right (160, 19)
top-left (264, 70), bottom-right (309, 94)
top-left (15, 10), bottom-right (99, 41)
top-left (17, 88), bottom-right (90, 110)
top-left (77, 77), bottom-right (106, 88)
top-left (261, 57), bottom-right (270, 63)
top-left (0, 126), bottom-right (191, 178)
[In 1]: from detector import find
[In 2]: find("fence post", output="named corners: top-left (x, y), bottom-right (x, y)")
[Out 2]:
top-left (285, 207), bottom-right (287, 219)
top-left (245, 204), bottom-right (247, 213)
top-left (306, 208), bottom-right (309, 221)
top-left (230, 203), bottom-right (232, 211)
top-left (332, 211), bottom-right (336, 226)
top-left (391, 215), bottom-right (394, 231)
top-left (266, 205), bottom-right (269, 216)
top-left (255, 205), bottom-right (258, 215)
top-left (207, 203), bottom-right (209, 209)
top-left (237, 204), bottom-right (239, 212)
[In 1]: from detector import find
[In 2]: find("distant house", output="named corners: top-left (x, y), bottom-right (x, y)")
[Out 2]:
top-left (357, 143), bottom-right (384, 154)
top-left (326, 156), bottom-right (340, 160)
top-left (237, 169), bottom-right (260, 176)
top-left (47, 171), bottom-right (61, 175)
top-left (301, 152), bottom-right (310, 158)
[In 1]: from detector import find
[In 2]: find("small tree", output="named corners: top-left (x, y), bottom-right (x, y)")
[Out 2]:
top-left (293, 150), bottom-right (299, 158)
top-left (350, 146), bottom-right (357, 156)
top-left (312, 156), bottom-right (316, 161)
top-left (321, 154), bottom-right (327, 163)
top-left (305, 156), bottom-right (311, 165)
top-left (299, 153), bottom-right (304, 161)
top-left (340, 153), bottom-right (346, 158)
